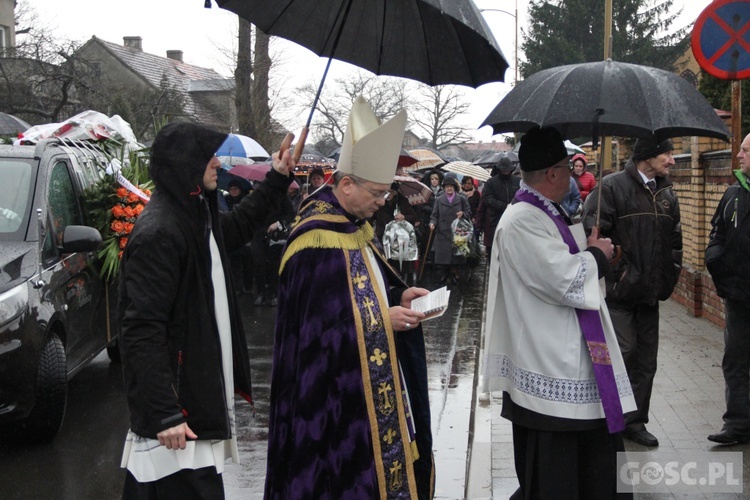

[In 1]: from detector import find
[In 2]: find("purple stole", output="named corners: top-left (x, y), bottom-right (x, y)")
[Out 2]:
top-left (515, 189), bottom-right (625, 433)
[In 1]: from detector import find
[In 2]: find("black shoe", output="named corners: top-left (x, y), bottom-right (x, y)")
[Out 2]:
top-left (253, 295), bottom-right (264, 306)
top-left (708, 429), bottom-right (750, 445)
top-left (623, 428), bottom-right (659, 447)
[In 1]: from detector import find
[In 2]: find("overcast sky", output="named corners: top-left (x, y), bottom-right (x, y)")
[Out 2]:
top-left (28, 0), bottom-right (715, 143)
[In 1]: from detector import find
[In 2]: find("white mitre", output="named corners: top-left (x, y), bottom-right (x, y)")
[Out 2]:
top-left (336, 96), bottom-right (407, 185)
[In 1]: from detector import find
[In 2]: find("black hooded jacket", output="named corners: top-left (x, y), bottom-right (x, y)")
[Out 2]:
top-left (118, 122), bottom-right (292, 439)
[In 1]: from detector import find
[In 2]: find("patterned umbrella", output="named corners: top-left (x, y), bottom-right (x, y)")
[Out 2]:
top-left (440, 161), bottom-right (491, 182)
top-left (393, 175), bottom-right (432, 206)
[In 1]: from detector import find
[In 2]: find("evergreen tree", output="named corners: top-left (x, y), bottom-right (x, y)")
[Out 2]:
top-left (521, 0), bottom-right (689, 78)
top-left (699, 71), bottom-right (750, 136)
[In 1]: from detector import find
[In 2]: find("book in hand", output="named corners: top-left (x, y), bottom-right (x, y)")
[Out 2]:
top-left (410, 286), bottom-right (450, 320)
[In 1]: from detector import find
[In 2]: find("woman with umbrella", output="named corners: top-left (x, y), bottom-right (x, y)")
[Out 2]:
top-left (429, 173), bottom-right (471, 285)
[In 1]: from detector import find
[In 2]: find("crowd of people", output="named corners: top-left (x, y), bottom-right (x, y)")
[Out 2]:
top-left (113, 95), bottom-right (747, 500)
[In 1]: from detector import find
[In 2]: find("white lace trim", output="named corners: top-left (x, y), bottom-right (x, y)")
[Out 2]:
top-left (518, 181), bottom-right (562, 217)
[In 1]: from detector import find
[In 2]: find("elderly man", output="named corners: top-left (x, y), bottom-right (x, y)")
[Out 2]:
top-left (582, 137), bottom-right (682, 448)
top-left (706, 132), bottom-right (750, 445)
top-left (482, 126), bottom-right (635, 499)
top-left (265, 97), bottom-right (435, 499)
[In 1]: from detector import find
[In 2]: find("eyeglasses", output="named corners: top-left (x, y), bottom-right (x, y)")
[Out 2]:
top-left (351, 178), bottom-right (391, 200)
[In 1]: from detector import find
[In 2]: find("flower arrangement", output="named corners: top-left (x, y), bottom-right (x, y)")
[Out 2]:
top-left (84, 142), bottom-right (153, 283)
top-left (451, 218), bottom-right (473, 257)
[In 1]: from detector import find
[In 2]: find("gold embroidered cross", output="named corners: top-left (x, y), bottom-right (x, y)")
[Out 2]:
top-left (383, 428), bottom-right (397, 445)
top-left (378, 382), bottom-right (393, 409)
top-left (370, 348), bottom-right (387, 366)
top-left (352, 273), bottom-right (368, 289)
top-left (363, 297), bottom-right (378, 326)
top-left (389, 460), bottom-right (403, 490)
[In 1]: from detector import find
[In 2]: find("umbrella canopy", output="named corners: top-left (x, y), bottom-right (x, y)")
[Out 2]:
top-left (0, 112), bottom-right (30, 135)
top-left (564, 140), bottom-right (585, 155)
top-left (393, 175), bottom-right (432, 206)
top-left (216, 0), bottom-right (508, 88)
top-left (216, 134), bottom-right (270, 160)
top-left (218, 164), bottom-right (253, 192)
top-left (474, 151), bottom-right (519, 166)
top-left (481, 59), bottom-right (731, 142)
top-left (406, 147), bottom-right (447, 171)
top-left (440, 161), bottom-right (491, 182)
top-left (228, 162), bottom-right (272, 182)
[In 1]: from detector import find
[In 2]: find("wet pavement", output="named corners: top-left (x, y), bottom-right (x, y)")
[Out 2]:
top-left (0, 262), bottom-right (485, 499)
top-left (472, 296), bottom-right (750, 499)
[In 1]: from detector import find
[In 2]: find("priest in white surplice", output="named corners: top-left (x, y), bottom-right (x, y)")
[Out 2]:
top-left (481, 126), bottom-right (636, 500)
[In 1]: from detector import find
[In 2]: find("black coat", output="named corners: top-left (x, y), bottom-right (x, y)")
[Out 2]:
top-left (706, 173), bottom-right (750, 301)
top-left (476, 172), bottom-right (520, 249)
top-left (582, 160), bottom-right (682, 307)
top-left (118, 122), bottom-right (292, 439)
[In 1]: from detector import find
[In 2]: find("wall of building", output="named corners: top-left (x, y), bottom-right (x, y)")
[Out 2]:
top-left (0, 0), bottom-right (15, 51)
top-left (669, 141), bottom-right (734, 329)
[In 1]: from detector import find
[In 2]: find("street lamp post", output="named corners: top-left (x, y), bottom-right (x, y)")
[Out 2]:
top-left (480, 0), bottom-right (518, 84)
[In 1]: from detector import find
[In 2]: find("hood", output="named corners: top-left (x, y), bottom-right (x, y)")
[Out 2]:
top-left (149, 122), bottom-right (228, 211)
top-left (0, 241), bottom-right (36, 293)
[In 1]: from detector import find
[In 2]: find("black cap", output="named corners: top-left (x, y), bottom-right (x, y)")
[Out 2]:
top-left (518, 126), bottom-right (569, 172)
top-left (632, 137), bottom-right (673, 161)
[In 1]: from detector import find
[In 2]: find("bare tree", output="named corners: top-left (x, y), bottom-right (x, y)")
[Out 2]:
top-left (295, 71), bottom-right (409, 149)
top-left (409, 85), bottom-right (471, 149)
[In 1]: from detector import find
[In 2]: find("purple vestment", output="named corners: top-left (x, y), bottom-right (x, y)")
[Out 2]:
top-left (264, 188), bottom-right (434, 499)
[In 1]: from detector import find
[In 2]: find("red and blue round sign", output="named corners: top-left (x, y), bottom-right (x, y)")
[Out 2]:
top-left (691, 0), bottom-right (750, 80)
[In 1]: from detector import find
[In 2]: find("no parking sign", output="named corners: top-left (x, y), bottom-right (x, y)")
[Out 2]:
top-left (691, 0), bottom-right (750, 80)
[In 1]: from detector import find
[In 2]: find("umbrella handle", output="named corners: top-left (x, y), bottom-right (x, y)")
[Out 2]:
top-left (279, 132), bottom-right (295, 160)
top-left (293, 126), bottom-right (309, 163)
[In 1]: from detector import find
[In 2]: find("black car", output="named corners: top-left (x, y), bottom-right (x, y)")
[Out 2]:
top-left (0, 139), bottom-right (118, 443)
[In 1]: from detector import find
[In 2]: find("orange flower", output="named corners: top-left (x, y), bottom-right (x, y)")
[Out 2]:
top-left (123, 205), bottom-right (136, 219)
top-left (112, 205), bottom-right (125, 218)
top-left (118, 250), bottom-right (123, 259)
top-left (111, 220), bottom-right (125, 235)
top-left (134, 204), bottom-right (144, 215)
top-left (119, 237), bottom-right (128, 249)
top-left (123, 222), bottom-right (135, 234)
top-left (117, 187), bottom-right (128, 198)
top-left (127, 192), bottom-right (139, 203)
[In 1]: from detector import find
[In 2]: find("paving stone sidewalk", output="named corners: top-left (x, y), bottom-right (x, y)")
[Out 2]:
top-left (471, 299), bottom-right (750, 499)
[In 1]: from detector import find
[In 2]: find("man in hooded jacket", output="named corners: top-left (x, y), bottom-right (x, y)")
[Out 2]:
top-left (118, 122), bottom-right (294, 498)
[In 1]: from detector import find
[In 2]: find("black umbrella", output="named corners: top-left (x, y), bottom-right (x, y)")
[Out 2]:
top-left (0, 112), bottom-right (31, 135)
top-left (216, 0), bottom-right (509, 160)
top-left (481, 59), bottom-right (730, 143)
top-left (474, 151), bottom-right (518, 166)
top-left (216, 0), bottom-right (507, 88)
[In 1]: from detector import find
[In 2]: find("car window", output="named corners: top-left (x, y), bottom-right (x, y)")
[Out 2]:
top-left (0, 159), bottom-right (32, 236)
top-left (44, 161), bottom-right (83, 255)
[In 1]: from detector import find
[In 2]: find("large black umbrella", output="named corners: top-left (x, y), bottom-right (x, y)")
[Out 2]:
top-left (0, 112), bottom-right (31, 135)
top-left (216, 0), bottom-right (509, 160)
top-left (481, 59), bottom-right (730, 143)
top-left (216, 0), bottom-right (508, 88)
